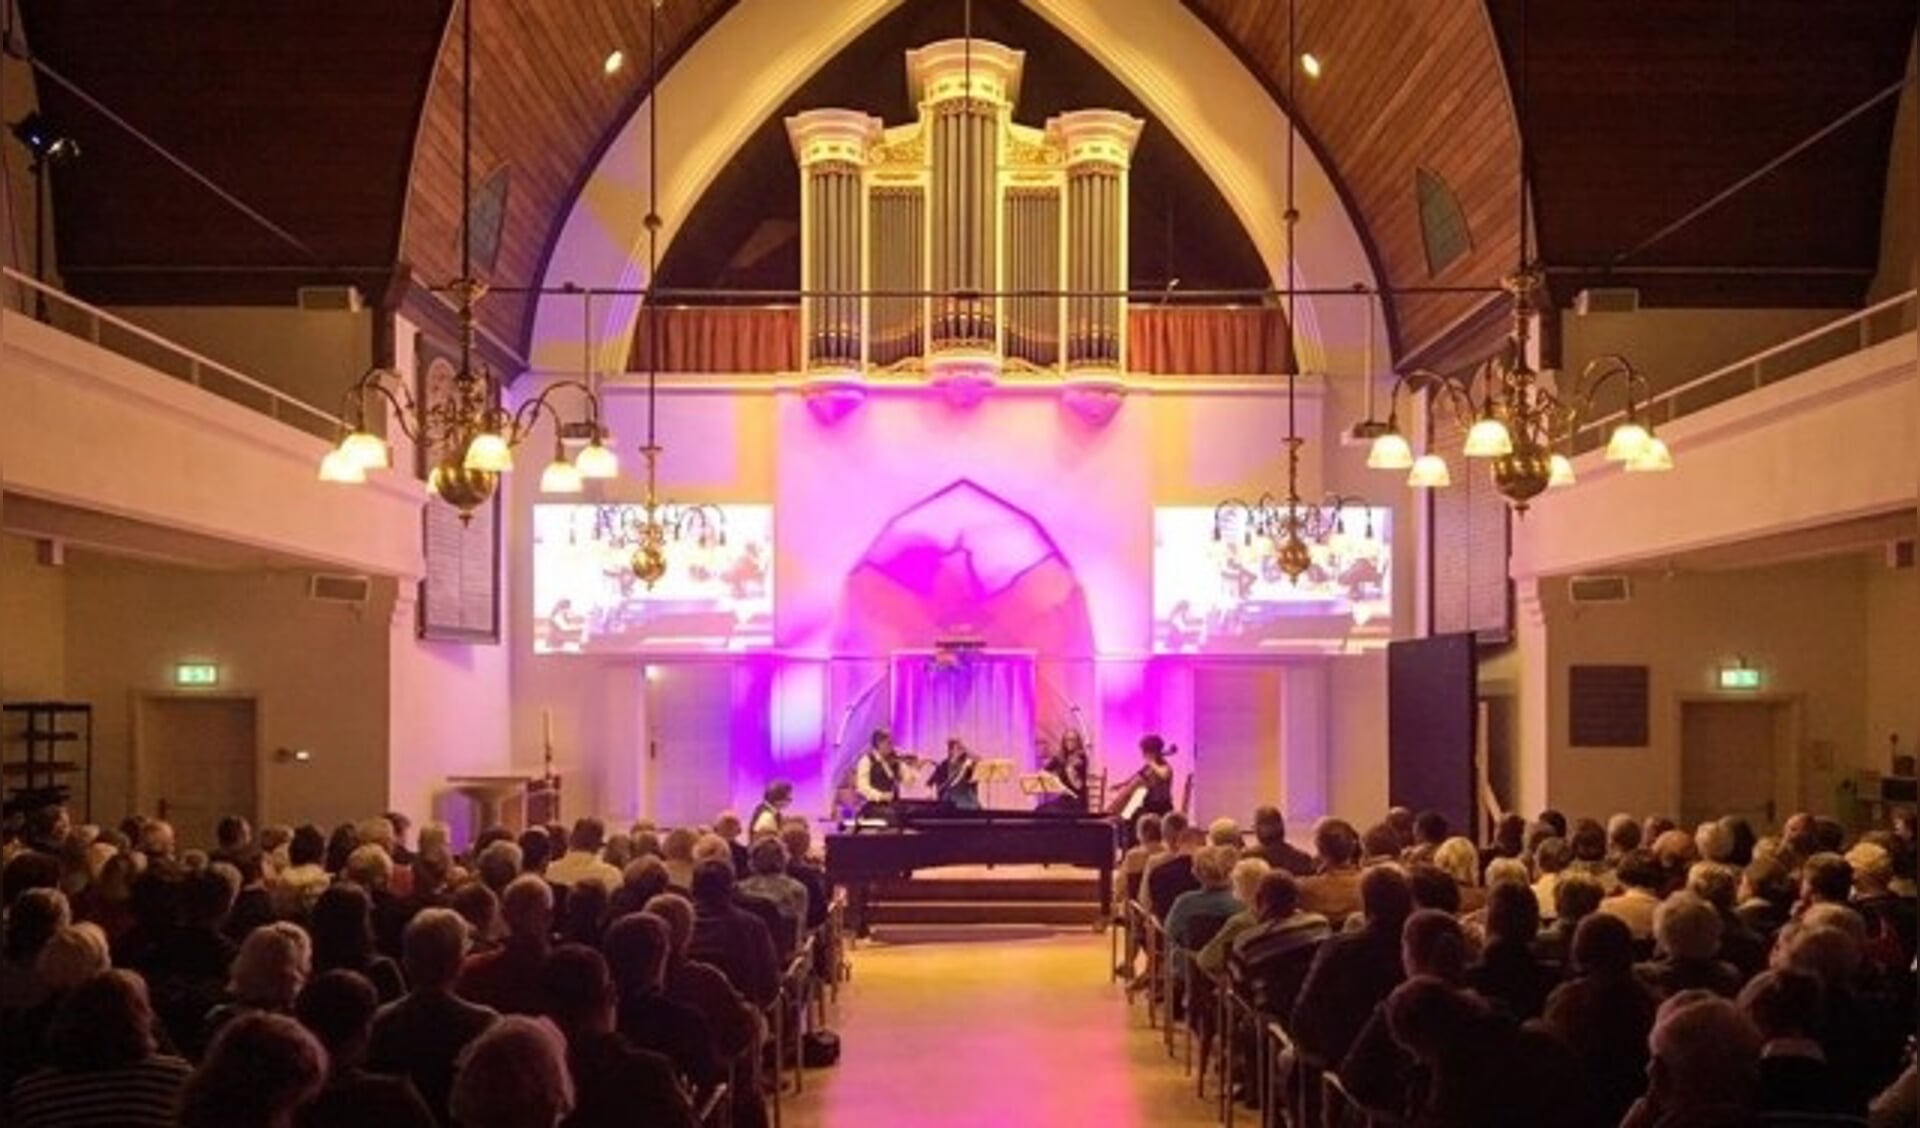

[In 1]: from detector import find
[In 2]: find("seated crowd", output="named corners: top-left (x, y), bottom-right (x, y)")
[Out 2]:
top-left (0, 799), bottom-right (835, 1128)
top-left (1120, 803), bottom-right (1918, 1127)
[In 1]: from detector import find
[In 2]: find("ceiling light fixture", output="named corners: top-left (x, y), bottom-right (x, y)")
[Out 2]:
top-left (318, 0), bottom-right (618, 522)
top-left (1212, 0), bottom-right (1371, 584)
top-left (606, 0), bottom-right (726, 588)
top-left (1300, 52), bottom-right (1322, 79)
top-left (1350, 0), bottom-right (1671, 512)
top-left (603, 49), bottom-right (626, 76)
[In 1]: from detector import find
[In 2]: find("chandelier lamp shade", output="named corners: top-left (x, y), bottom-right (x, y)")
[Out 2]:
top-left (1355, 270), bottom-right (1672, 512)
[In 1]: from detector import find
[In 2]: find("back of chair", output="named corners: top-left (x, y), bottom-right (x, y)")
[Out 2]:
top-left (1090, 768), bottom-right (1110, 814)
top-left (1231, 935), bottom-right (1325, 1019)
top-left (1185, 909), bottom-right (1235, 953)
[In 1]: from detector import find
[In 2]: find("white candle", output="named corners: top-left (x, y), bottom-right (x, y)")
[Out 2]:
top-left (542, 708), bottom-right (554, 749)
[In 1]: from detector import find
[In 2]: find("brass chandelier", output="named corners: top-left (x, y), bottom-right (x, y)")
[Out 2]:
top-left (318, 0), bottom-right (617, 521)
top-left (1357, 268), bottom-right (1670, 512)
top-left (1212, 0), bottom-right (1371, 585)
top-left (1356, 0), bottom-right (1671, 512)
top-left (605, 0), bottom-right (724, 589)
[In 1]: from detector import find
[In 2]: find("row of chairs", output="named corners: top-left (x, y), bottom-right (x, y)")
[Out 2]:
top-left (1115, 896), bottom-right (1401, 1128)
top-left (721, 891), bottom-right (851, 1128)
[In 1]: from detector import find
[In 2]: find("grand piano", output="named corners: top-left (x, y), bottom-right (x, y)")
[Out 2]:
top-left (826, 801), bottom-right (1118, 932)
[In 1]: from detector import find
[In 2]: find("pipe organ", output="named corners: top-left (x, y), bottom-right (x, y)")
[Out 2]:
top-left (787, 39), bottom-right (1143, 397)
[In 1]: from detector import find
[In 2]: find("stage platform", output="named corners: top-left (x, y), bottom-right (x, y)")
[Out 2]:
top-left (855, 864), bottom-right (1107, 930)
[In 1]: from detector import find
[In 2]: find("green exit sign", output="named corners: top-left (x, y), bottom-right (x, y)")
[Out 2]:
top-left (1718, 667), bottom-right (1763, 691)
top-left (175, 663), bottom-right (220, 687)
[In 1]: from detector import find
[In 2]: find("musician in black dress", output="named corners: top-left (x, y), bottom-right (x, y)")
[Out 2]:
top-left (854, 728), bottom-right (905, 816)
top-left (1109, 734), bottom-right (1175, 822)
top-left (928, 738), bottom-right (981, 810)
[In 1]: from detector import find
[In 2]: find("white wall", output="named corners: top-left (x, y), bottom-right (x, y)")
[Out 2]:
top-left (107, 306), bottom-right (373, 420)
top-left (60, 555), bottom-right (396, 829)
top-left (1540, 556), bottom-right (1883, 821)
top-left (1865, 558), bottom-right (1920, 767)
top-left (1561, 306), bottom-right (1843, 401)
top-left (0, 531), bottom-right (66, 700)
top-left (0, 310), bottom-right (423, 580)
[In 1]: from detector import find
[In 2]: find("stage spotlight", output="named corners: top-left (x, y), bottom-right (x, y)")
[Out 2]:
top-left (9, 113), bottom-right (81, 165)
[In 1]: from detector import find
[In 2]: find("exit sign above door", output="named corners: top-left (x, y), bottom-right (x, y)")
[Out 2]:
top-left (174, 663), bottom-right (220, 687)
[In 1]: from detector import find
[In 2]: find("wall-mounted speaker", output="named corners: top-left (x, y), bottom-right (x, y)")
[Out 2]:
top-left (1567, 574), bottom-right (1633, 604)
top-left (308, 573), bottom-right (372, 606)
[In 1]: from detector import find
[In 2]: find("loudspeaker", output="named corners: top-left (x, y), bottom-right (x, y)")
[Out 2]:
top-left (1567, 574), bottom-right (1632, 604)
top-left (308, 573), bottom-right (372, 605)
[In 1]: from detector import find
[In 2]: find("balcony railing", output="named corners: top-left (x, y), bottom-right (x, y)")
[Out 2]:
top-left (2, 268), bottom-right (342, 443)
top-left (625, 301), bottom-right (1297, 377)
top-left (1571, 289), bottom-right (1917, 455)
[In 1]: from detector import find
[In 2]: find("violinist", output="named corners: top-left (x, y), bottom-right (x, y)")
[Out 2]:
top-left (928, 738), bottom-right (982, 811)
top-left (1041, 731), bottom-right (1092, 813)
top-left (854, 728), bottom-right (906, 816)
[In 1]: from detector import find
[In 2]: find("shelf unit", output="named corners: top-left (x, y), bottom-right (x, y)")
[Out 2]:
top-left (1, 701), bottom-right (93, 820)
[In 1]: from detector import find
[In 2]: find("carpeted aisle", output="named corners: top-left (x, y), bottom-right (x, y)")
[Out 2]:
top-left (783, 927), bottom-right (1222, 1128)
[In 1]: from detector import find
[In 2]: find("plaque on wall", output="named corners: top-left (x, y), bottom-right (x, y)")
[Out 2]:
top-left (1428, 407), bottom-right (1512, 643)
top-left (416, 337), bottom-right (501, 643)
top-left (1568, 664), bottom-right (1650, 747)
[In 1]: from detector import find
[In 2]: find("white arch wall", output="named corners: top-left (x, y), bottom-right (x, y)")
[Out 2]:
top-left (528, 0), bottom-right (1387, 381)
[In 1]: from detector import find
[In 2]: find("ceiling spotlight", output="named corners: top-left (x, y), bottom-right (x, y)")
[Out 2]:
top-left (603, 49), bottom-right (626, 77)
top-left (9, 112), bottom-right (80, 164)
top-left (1300, 53), bottom-right (1323, 80)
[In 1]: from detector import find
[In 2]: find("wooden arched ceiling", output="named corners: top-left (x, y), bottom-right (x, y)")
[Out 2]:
top-left (17, 1), bottom-right (1913, 371)
top-left (1184, 0), bottom-right (1524, 362)
top-left (399, 0), bottom-right (732, 355)
top-left (1487, 0), bottom-right (1916, 310)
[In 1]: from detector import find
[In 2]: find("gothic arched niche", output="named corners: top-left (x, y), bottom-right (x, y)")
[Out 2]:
top-left (654, 0), bottom-right (1268, 300)
top-left (830, 479), bottom-right (1094, 659)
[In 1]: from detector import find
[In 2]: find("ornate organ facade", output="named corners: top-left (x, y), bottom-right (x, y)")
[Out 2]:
top-left (786, 39), bottom-right (1143, 406)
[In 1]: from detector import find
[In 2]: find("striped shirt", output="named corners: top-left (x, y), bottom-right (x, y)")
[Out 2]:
top-left (8, 1055), bottom-right (192, 1128)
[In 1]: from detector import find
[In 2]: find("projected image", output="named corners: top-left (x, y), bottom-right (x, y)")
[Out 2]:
top-left (1153, 506), bottom-right (1391, 653)
top-left (532, 504), bottom-right (773, 653)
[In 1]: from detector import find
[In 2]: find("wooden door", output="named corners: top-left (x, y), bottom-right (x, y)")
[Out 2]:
top-left (135, 696), bottom-right (258, 847)
top-left (1680, 701), bottom-right (1781, 831)
top-left (644, 665), bottom-right (734, 828)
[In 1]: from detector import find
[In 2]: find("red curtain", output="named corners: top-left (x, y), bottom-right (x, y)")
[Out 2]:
top-left (622, 304), bottom-right (1293, 376)
top-left (1127, 305), bottom-right (1297, 375)
top-left (627, 306), bottom-right (798, 373)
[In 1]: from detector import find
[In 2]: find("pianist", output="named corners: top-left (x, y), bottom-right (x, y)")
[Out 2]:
top-left (854, 728), bottom-right (905, 817)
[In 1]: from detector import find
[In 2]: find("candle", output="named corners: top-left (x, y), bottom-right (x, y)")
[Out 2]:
top-left (542, 708), bottom-right (554, 750)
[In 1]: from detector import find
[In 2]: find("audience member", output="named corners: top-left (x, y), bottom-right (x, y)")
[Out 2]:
top-left (1165, 845), bottom-right (1241, 980)
top-left (644, 893), bottom-right (762, 1073)
top-left (1618, 993), bottom-right (1761, 1128)
top-left (1737, 855), bottom-right (1798, 941)
top-left (7, 970), bottom-right (192, 1128)
top-left (1290, 865), bottom-right (1413, 1067)
top-left (1244, 806), bottom-right (1314, 876)
top-left (602, 912), bottom-right (723, 1092)
top-left (1296, 819), bottom-right (1362, 923)
top-left (1685, 862), bottom-right (1768, 979)
top-left (1606, 812), bottom-right (1643, 863)
top-left (1338, 909), bottom-right (1473, 1115)
top-left (1600, 848), bottom-right (1664, 940)
top-left (1465, 881), bottom-right (1558, 1021)
top-left (546, 820), bottom-right (622, 894)
top-left (1638, 892), bottom-right (1741, 998)
top-left (457, 874), bottom-right (555, 1016)
top-left (310, 884), bottom-right (406, 1003)
top-left (536, 943), bottom-right (695, 1128)
top-left (1194, 858), bottom-right (1271, 977)
top-left (1146, 826), bottom-right (1205, 921)
top-left (1404, 811), bottom-right (1448, 864)
top-left (1544, 913), bottom-right (1661, 1125)
top-left (368, 908), bottom-right (499, 1125)
top-left (447, 1015), bottom-right (574, 1128)
top-left (686, 862), bottom-right (779, 1008)
top-left (1738, 966), bottom-right (1864, 1121)
top-left (778, 822), bottom-right (831, 930)
top-left (178, 1011), bottom-right (328, 1128)
top-left (294, 969), bottom-right (436, 1128)
top-left (737, 837), bottom-right (809, 950)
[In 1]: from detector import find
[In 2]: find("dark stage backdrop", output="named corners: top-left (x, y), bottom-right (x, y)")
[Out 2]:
top-left (1388, 633), bottom-right (1478, 836)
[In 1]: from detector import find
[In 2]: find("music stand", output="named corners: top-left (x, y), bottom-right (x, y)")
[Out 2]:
top-left (974, 757), bottom-right (1015, 808)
